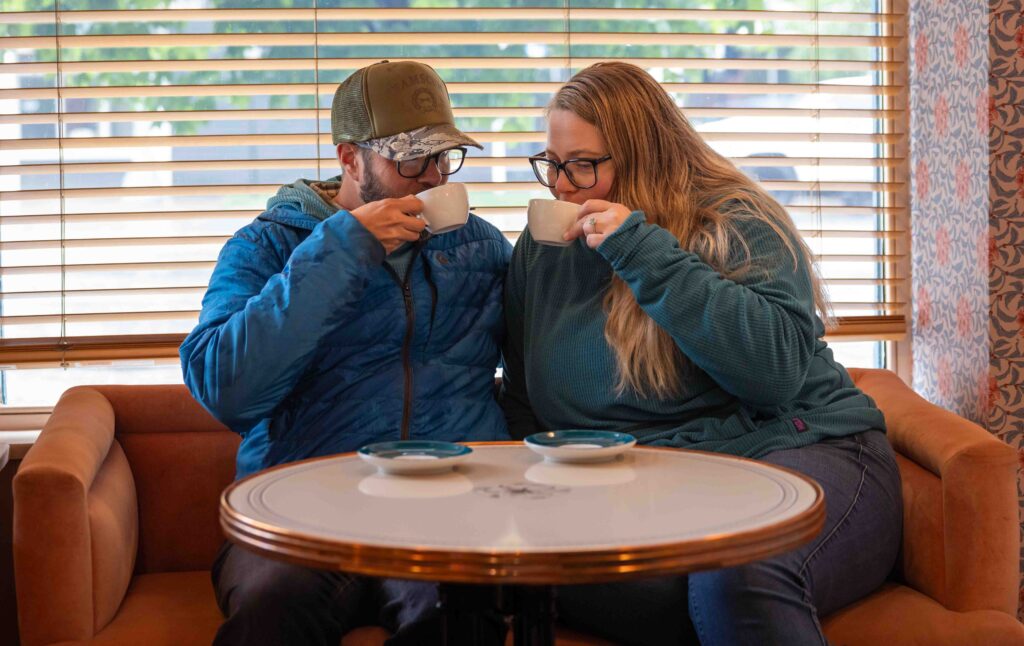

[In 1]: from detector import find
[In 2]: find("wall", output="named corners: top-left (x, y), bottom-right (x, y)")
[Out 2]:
top-left (910, 0), bottom-right (1024, 615)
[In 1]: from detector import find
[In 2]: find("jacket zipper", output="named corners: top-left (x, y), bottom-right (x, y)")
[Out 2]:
top-left (384, 243), bottom-right (424, 441)
top-left (399, 280), bottom-right (414, 440)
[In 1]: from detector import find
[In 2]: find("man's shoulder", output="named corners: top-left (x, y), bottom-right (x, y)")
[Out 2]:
top-left (431, 215), bottom-right (512, 255)
top-left (460, 213), bottom-right (508, 243)
top-left (233, 204), bottom-right (313, 243)
top-left (222, 208), bottom-right (314, 269)
top-left (255, 201), bottom-right (321, 231)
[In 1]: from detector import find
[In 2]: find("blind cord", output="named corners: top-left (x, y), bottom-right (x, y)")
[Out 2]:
top-left (55, 0), bottom-right (68, 368)
top-left (313, 0), bottom-right (322, 181)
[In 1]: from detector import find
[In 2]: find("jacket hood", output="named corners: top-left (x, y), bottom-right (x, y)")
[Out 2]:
top-left (261, 177), bottom-right (344, 229)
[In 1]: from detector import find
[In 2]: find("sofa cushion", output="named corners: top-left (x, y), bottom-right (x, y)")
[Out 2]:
top-left (116, 431), bottom-right (238, 575)
top-left (822, 582), bottom-right (1024, 646)
top-left (88, 442), bottom-right (138, 634)
top-left (95, 385), bottom-right (240, 575)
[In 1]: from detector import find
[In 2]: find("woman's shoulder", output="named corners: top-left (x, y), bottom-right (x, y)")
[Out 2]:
top-left (716, 202), bottom-right (801, 262)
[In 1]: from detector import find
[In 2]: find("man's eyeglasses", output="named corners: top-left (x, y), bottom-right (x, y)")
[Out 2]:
top-left (529, 154), bottom-right (613, 189)
top-left (397, 147), bottom-right (467, 178)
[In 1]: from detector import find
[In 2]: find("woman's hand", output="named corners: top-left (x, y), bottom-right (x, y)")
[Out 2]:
top-left (563, 199), bottom-right (632, 249)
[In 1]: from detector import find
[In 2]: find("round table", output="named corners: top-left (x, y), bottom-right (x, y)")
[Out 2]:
top-left (221, 443), bottom-right (824, 645)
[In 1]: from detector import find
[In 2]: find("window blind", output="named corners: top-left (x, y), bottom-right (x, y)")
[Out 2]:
top-left (0, 0), bottom-right (907, 369)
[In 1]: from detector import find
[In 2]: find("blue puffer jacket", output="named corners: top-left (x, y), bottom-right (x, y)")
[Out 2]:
top-left (180, 180), bottom-right (513, 478)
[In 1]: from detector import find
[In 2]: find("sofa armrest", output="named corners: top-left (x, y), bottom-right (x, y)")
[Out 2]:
top-left (13, 387), bottom-right (139, 646)
top-left (849, 368), bottom-right (1019, 615)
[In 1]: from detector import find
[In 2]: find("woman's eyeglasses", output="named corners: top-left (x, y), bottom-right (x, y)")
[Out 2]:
top-left (528, 154), bottom-right (612, 189)
top-left (397, 147), bottom-right (467, 178)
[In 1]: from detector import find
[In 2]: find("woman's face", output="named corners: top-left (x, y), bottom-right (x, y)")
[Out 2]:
top-left (543, 109), bottom-right (615, 205)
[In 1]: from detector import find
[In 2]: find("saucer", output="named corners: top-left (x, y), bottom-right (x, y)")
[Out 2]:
top-left (523, 430), bottom-right (637, 463)
top-left (358, 441), bottom-right (472, 475)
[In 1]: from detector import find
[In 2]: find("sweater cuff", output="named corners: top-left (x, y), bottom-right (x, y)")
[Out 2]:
top-left (597, 210), bottom-right (673, 269)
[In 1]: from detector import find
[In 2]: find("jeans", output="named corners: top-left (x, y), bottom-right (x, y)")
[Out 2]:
top-left (556, 430), bottom-right (903, 646)
top-left (211, 542), bottom-right (506, 646)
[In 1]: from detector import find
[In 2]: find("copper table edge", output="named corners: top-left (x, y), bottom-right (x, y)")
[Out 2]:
top-left (220, 443), bottom-right (826, 585)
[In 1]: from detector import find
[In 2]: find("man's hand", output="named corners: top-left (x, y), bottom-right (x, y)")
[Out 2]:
top-left (350, 195), bottom-right (427, 254)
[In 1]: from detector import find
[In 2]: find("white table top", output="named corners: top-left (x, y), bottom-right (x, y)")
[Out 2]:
top-left (222, 443), bottom-right (824, 584)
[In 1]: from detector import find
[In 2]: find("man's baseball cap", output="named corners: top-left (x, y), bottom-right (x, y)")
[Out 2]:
top-left (331, 60), bottom-right (482, 161)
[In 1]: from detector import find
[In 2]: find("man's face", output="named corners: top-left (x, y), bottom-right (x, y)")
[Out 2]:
top-left (358, 148), bottom-right (446, 204)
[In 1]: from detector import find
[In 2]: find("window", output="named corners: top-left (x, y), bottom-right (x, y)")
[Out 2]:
top-left (0, 0), bottom-right (906, 407)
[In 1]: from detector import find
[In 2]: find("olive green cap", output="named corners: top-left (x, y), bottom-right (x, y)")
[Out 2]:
top-left (330, 60), bottom-right (482, 160)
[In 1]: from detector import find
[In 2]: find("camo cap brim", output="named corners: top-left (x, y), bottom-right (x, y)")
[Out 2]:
top-left (359, 123), bottom-right (483, 162)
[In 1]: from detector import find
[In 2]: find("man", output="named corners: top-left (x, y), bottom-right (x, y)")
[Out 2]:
top-left (180, 60), bottom-right (511, 646)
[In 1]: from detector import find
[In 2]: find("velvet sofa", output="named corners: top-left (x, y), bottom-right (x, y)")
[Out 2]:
top-left (12, 369), bottom-right (1024, 645)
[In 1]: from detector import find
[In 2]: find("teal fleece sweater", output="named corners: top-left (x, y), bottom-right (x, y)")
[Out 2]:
top-left (501, 210), bottom-right (885, 459)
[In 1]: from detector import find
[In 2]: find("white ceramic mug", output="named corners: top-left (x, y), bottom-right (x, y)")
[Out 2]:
top-left (416, 183), bottom-right (469, 235)
top-left (527, 198), bottom-right (581, 246)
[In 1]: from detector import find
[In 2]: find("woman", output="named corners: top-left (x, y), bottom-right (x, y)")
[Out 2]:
top-left (501, 62), bottom-right (902, 645)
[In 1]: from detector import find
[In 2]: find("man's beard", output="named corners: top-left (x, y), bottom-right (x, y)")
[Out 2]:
top-left (358, 162), bottom-right (393, 204)
top-left (359, 148), bottom-right (423, 204)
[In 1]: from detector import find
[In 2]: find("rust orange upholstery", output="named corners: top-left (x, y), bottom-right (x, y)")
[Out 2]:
top-left (12, 370), bottom-right (1024, 645)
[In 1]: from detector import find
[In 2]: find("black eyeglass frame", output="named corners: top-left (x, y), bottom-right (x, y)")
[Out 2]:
top-left (528, 154), bottom-right (613, 189)
top-left (396, 147), bottom-right (468, 179)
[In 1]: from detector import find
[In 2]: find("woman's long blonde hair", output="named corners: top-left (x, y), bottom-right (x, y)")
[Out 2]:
top-left (549, 62), bottom-right (831, 399)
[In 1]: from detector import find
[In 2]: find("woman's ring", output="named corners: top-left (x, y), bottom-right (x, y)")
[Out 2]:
top-left (588, 217), bottom-right (597, 230)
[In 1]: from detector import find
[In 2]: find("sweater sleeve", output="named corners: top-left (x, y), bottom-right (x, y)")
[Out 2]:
top-left (179, 211), bottom-right (385, 432)
top-left (500, 234), bottom-right (544, 440)
top-left (596, 210), bottom-right (817, 407)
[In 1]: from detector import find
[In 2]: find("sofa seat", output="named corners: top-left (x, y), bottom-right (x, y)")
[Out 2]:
top-left (52, 572), bottom-right (221, 646)
top-left (54, 571), bottom-right (1023, 646)
top-left (59, 570), bottom-right (609, 646)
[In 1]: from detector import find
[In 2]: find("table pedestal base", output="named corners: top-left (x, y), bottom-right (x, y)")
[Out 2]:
top-left (509, 585), bottom-right (555, 646)
top-left (438, 583), bottom-right (555, 646)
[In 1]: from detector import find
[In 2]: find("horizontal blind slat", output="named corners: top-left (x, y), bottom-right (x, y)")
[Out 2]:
top-left (1, 130), bottom-right (904, 154)
top-left (0, 107), bottom-right (907, 126)
top-left (0, 81), bottom-right (899, 102)
top-left (3, 286), bottom-right (208, 298)
top-left (3, 156), bottom-right (903, 176)
top-left (0, 261), bottom-right (216, 274)
top-left (0, 236), bottom-right (226, 251)
top-left (1, 178), bottom-right (907, 201)
top-left (0, 255), bottom-right (900, 272)
top-left (0, 204), bottom-right (907, 221)
top-left (2, 32), bottom-right (900, 49)
top-left (4, 278), bottom-right (905, 300)
top-left (1, 56), bottom-right (903, 75)
top-left (1, 8), bottom-right (900, 24)
top-left (0, 313), bottom-right (908, 367)
top-left (0, 334), bottom-right (188, 368)
top-left (0, 311), bottom-right (200, 325)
